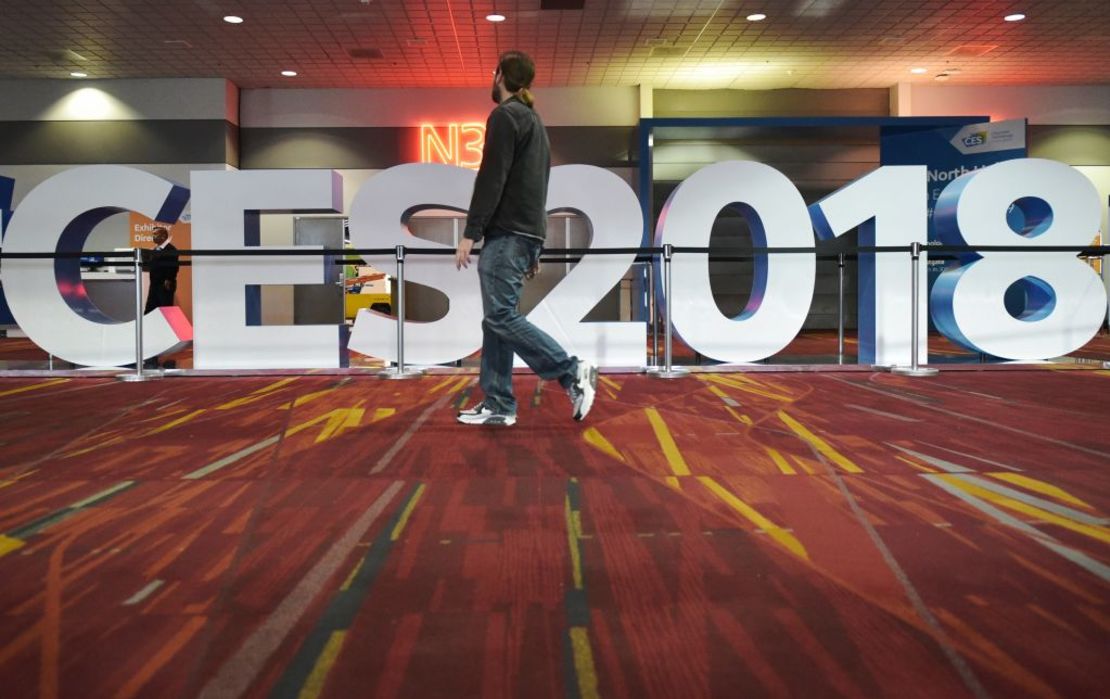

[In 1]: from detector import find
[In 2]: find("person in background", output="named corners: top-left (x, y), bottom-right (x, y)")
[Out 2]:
top-left (144, 226), bottom-right (178, 313)
top-left (454, 50), bottom-right (598, 427)
top-left (142, 226), bottom-right (179, 368)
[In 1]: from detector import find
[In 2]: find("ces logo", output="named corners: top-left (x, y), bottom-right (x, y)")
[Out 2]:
top-left (962, 132), bottom-right (988, 148)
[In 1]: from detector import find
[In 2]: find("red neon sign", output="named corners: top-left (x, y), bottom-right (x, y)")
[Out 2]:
top-left (419, 123), bottom-right (485, 169)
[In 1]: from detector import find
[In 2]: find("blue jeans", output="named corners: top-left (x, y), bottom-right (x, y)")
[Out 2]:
top-left (478, 233), bottom-right (577, 415)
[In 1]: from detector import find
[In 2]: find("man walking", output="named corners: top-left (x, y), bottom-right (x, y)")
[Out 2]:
top-left (455, 50), bottom-right (597, 427)
top-left (141, 225), bottom-right (180, 369)
top-left (144, 226), bottom-right (179, 313)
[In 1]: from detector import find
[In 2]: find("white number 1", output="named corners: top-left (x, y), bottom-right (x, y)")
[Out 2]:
top-left (810, 166), bottom-right (928, 366)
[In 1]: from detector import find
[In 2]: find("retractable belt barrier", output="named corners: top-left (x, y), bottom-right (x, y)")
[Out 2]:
top-left (1, 243), bottom-right (1107, 381)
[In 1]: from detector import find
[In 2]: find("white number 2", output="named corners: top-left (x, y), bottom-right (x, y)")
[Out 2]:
top-left (527, 165), bottom-right (646, 368)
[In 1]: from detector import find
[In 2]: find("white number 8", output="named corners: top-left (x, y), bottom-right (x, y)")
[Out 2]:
top-left (931, 159), bottom-right (1107, 360)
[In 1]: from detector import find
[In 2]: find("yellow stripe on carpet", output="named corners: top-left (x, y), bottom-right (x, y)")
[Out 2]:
top-left (569, 627), bottom-right (600, 699)
top-left (765, 448), bottom-right (796, 475)
top-left (645, 407), bottom-right (691, 476)
top-left (0, 535), bottom-right (25, 558)
top-left (986, 473), bottom-right (1094, 510)
top-left (0, 378), bottom-right (68, 399)
top-left (778, 410), bottom-right (863, 474)
top-left (297, 631), bottom-right (348, 699)
top-left (390, 484), bottom-right (426, 541)
top-left (582, 427), bottom-right (625, 463)
top-left (939, 475), bottom-right (1110, 544)
top-left (699, 476), bottom-right (808, 559)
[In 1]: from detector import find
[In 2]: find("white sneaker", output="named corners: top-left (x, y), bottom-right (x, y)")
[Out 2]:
top-left (457, 401), bottom-right (490, 417)
top-left (457, 402), bottom-right (517, 426)
top-left (568, 361), bottom-right (598, 421)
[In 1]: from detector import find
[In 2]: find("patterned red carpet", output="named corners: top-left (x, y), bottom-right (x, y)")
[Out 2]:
top-left (0, 368), bottom-right (1108, 698)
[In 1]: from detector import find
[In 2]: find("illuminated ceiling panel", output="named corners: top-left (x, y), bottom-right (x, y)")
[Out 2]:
top-left (0, 0), bottom-right (1106, 89)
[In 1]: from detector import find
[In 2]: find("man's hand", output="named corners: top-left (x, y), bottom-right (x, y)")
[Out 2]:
top-left (455, 237), bottom-right (475, 270)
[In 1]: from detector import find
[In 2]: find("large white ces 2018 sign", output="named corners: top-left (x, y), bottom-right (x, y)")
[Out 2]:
top-left (0, 160), bottom-right (1105, 369)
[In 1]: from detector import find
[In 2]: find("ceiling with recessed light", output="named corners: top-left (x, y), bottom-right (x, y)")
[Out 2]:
top-left (1, 1), bottom-right (1108, 89)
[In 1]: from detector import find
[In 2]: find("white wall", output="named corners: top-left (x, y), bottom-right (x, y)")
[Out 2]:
top-left (241, 86), bottom-right (640, 128)
top-left (0, 78), bottom-right (239, 123)
top-left (897, 84), bottom-right (1110, 124)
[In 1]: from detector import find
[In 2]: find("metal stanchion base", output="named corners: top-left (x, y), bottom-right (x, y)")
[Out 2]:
top-left (645, 366), bottom-right (691, 379)
top-left (890, 366), bottom-right (939, 377)
top-left (377, 366), bottom-right (425, 380)
top-left (117, 370), bottom-right (162, 382)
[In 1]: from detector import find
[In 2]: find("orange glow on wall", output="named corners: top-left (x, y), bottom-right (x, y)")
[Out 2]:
top-left (419, 123), bottom-right (485, 169)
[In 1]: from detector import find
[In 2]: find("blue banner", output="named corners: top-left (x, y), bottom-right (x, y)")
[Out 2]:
top-left (881, 119), bottom-right (1028, 326)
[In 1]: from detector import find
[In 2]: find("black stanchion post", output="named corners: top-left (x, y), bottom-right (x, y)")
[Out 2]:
top-left (647, 259), bottom-right (658, 368)
top-left (119, 246), bottom-right (155, 382)
top-left (378, 244), bottom-right (424, 379)
top-left (1104, 250), bottom-right (1110, 342)
top-left (892, 241), bottom-right (938, 377)
top-left (664, 245), bottom-right (672, 370)
top-left (646, 243), bottom-right (689, 379)
top-left (837, 253), bottom-right (845, 365)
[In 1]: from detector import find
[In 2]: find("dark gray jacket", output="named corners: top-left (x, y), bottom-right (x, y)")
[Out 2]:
top-left (463, 96), bottom-right (551, 242)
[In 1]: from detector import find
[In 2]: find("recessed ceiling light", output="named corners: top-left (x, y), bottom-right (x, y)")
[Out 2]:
top-left (747, 13), bottom-right (767, 22)
top-left (223, 15), bottom-right (244, 24)
top-left (281, 70), bottom-right (298, 77)
top-left (910, 67), bottom-right (927, 74)
top-left (486, 13), bottom-right (506, 22)
top-left (70, 71), bottom-right (87, 78)
top-left (1004, 13), bottom-right (1026, 22)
